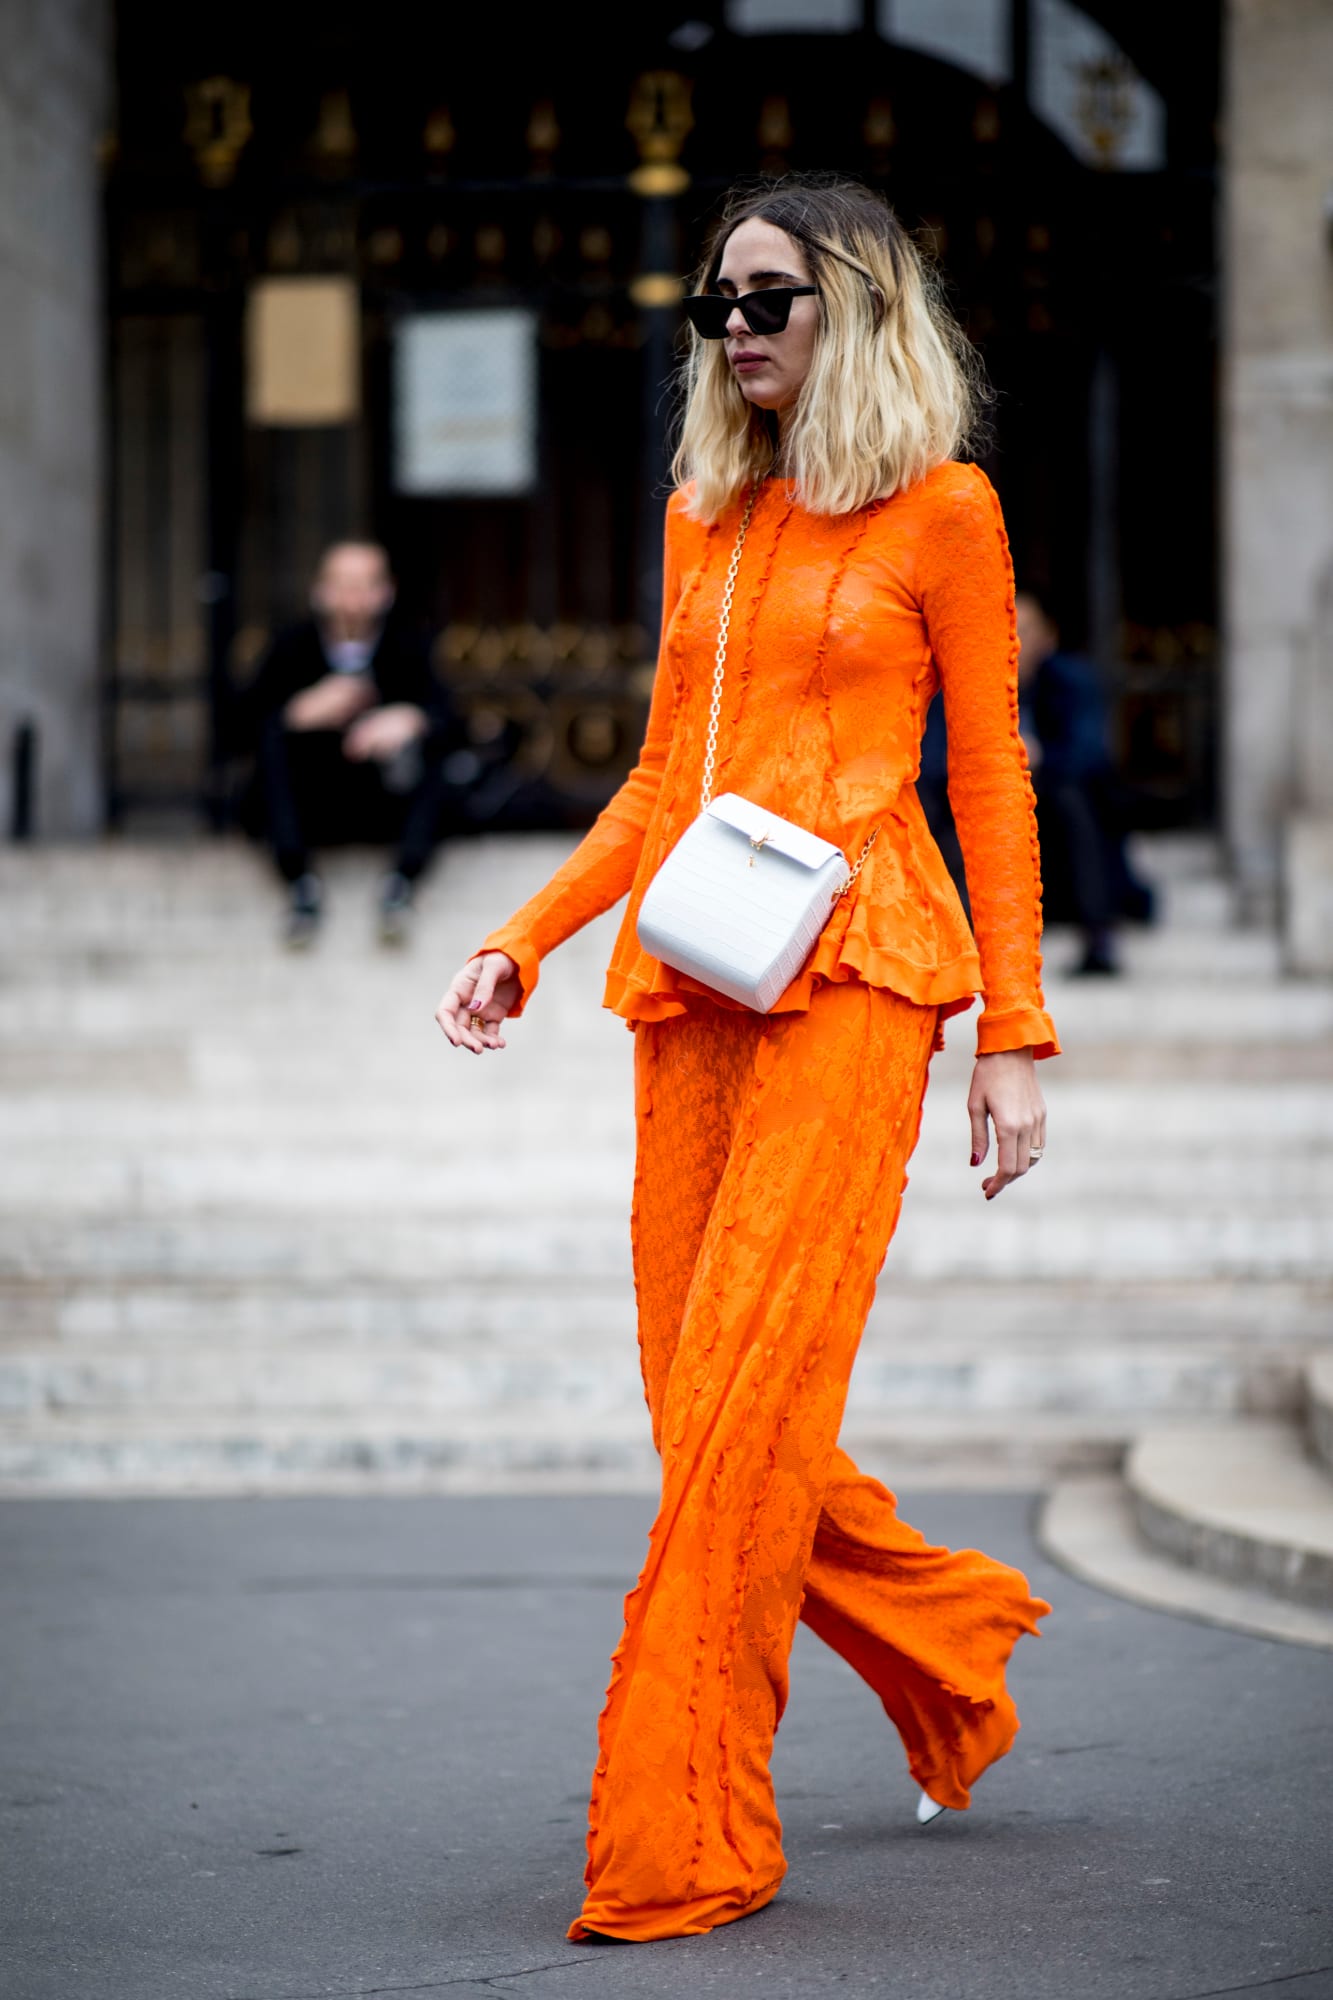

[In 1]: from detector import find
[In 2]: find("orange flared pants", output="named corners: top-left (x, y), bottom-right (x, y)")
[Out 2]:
top-left (568, 980), bottom-right (1053, 1942)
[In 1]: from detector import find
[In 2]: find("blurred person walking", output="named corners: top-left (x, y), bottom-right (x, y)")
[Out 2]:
top-left (436, 176), bottom-right (1058, 1944)
top-left (917, 590), bottom-right (1157, 967)
top-left (1015, 588), bottom-right (1154, 976)
top-left (243, 541), bottom-right (455, 946)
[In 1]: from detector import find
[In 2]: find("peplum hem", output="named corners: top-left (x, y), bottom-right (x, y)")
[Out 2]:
top-left (485, 918), bottom-right (1059, 1057)
top-left (600, 936), bottom-right (984, 1022)
top-left (599, 933), bottom-right (1059, 1057)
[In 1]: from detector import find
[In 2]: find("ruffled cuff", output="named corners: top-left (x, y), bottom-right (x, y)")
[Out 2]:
top-left (975, 1003), bottom-right (1061, 1060)
top-left (474, 924), bottom-right (541, 1019)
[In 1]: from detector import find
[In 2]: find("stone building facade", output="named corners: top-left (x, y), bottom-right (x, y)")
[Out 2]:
top-left (1222, 0), bottom-right (1333, 963)
top-left (0, 0), bottom-right (108, 837)
top-left (2, 0), bottom-right (1331, 972)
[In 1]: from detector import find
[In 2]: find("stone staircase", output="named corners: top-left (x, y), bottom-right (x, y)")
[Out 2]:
top-left (1041, 1356), bottom-right (1333, 1647)
top-left (1, 830), bottom-right (1330, 1494)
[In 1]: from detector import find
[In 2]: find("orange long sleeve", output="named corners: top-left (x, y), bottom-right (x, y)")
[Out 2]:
top-left (917, 468), bottom-right (1058, 1056)
top-left (478, 462), bottom-right (1059, 1058)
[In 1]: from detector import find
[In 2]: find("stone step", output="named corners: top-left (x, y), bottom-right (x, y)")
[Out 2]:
top-left (0, 1334), bottom-right (1320, 1424)
top-left (1, 909), bottom-right (1280, 982)
top-left (4, 1079), bottom-right (1329, 1147)
top-left (0, 839), bottom-right (1302, 1032)
top-left (0, 834), bottom-right (556, 907)
top-left (11, 1038), bottom-right (1329, 1105)
top-left (1126, 1421), bottom-right (1333, 1610)
top-left (5, 975), bottom-right (1327, 1047)
top-left (0, 847), bottom-right (575, 965)
top-left (1147, 876), bottom-right (1239, 930)
top-left (1122, 830), bottom-right (1228, 882)
top-left (0, 1214), bottom-right (635, 1284)
top-left (1038, 1472), bottom-right (1333, 1650)
top-left (0, 1276), bottom-right (1322, 1423)
top-left (1308, 1354), bottom-right (1333, 1474)
top-left (0, 824), bottom-right (1228, 882)
top-left (2, 1144), bottom-right (1330, 1215)
top-left (0, 828), bottom-right (1227, 904)
top-left (0, 1405), bottom-right (1138, 1495)
top-left (6, 1276), bottom-right (1327, 1351)
top-left (0, 1205), bottom-right (1328, 1285)
top-left (1048, 920), bottom-right (1276, 978)
top-left (0, 1276), bottom-right (634, 1345)
top-left (848, 1339), bottom-right (1317, 1420)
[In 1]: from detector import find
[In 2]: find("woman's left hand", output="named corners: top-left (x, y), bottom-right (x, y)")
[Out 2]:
top-left (968, 1048), bottom-right (1047, 1200)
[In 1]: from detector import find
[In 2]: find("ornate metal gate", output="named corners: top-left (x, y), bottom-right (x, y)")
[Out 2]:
top-left (104, 2), bottom-right (1221, 829)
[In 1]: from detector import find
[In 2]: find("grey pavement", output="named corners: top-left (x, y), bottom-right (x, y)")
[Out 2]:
top-left (2, 1491), bottom-right (1331, 2000)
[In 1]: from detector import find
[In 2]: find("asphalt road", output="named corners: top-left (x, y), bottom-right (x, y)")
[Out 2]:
top-left (2, 1490), bottom-right (1330, 2000)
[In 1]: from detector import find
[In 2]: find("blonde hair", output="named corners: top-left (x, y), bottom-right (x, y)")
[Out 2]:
top-left (672, 174), bottom-right (994, 522)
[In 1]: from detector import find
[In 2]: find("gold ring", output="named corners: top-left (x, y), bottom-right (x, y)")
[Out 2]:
top-left (469, 1012), bottom-right (485, 1032)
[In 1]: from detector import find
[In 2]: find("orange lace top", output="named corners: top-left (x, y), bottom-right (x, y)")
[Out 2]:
top-left (478, 458), bottom-right (1061, 1059)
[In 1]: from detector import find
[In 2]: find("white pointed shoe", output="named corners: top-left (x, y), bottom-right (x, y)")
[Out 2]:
top-left (916, 1789), bottom-right (948, 1826)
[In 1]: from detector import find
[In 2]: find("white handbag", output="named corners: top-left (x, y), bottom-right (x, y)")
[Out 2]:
top-left (636, 483), bottom-right (878, 1013)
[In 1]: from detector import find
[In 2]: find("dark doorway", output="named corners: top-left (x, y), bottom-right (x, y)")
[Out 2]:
top-left (104, 0), bottom-right (1220, 830)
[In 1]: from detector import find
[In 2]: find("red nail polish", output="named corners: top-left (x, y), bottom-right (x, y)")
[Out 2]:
top-left (970, 1151), bottom-right (980, 1166)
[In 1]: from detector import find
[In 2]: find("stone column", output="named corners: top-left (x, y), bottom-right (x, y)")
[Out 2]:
top-left (1221, 0), bottom-right (1333, 963)
top-left (0, 0), bottom-right (109, 837)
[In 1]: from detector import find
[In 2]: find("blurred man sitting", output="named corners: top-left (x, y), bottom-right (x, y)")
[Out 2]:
top-left (243, 541), bottom-right (455, 947)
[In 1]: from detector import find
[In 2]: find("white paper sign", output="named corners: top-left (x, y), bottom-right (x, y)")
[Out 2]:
top-left (394, 309), bottom-right (537, 497)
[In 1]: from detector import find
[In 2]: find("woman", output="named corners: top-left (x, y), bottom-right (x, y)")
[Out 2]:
top-left (436, 174), bottom-right (1059, 1945)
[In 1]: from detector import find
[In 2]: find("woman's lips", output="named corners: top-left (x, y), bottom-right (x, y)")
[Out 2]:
top-left (730, 351), bottom-right (769, 374)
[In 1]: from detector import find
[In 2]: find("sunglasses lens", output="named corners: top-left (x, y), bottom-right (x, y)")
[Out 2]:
top-left (741, 292), bottom-right (791, 335)
top-left (682, 295), bottom-right (732, 340)
top-left (683, 288), bottom-right (805, 338)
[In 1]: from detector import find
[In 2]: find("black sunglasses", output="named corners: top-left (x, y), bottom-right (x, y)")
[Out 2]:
top-left (681, 286), bottom-right (818, 340)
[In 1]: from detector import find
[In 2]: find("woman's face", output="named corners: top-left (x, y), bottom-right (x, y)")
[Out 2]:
top-left (714, 218), bottom-right (819, 416)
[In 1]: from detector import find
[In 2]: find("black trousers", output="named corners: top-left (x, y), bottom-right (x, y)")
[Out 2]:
top-left (922, 770), bottom-right (1134, 936)
top-left (1033, 774), bottom-right (1117, 934)
top-left (258, 717), bottom-right (450, 885)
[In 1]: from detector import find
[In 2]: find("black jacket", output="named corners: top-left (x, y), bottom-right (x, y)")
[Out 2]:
top-left (1021, 649), bottom-right (1113, 789)
top-left (234, 619), bottom-right (455, 751)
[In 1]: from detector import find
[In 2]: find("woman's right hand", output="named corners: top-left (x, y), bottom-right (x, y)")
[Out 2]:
top-left (435, 950), bottom-right (521, 1054)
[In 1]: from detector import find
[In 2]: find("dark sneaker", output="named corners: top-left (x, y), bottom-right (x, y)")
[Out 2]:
top-left (284, 873), bottom-right (323, 950)
top-left (378, 871), bottom-right (415, 946)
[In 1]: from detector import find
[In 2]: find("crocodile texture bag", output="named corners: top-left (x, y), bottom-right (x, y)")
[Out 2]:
top-left (636, 484), bottom-right (877, 1013)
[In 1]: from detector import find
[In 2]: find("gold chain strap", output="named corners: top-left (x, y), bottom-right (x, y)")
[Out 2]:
top-left (699, 482), bottom-right (762, 813)
top-left (841, 821), bottom-right (879, 894)
top-left (699, 480), bottom-right (878, 895)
